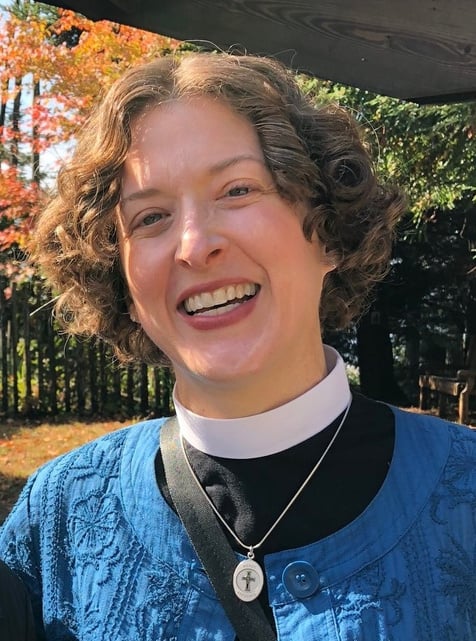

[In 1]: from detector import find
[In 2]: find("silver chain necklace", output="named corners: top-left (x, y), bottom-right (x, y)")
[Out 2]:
top-left (180, 398), bottom-right (352, 601)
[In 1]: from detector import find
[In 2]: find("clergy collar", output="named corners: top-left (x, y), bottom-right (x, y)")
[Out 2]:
top-left (173, 346), bottom-right (351, 459)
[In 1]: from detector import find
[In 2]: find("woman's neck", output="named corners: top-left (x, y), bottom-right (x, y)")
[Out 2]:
top-left (174, 343), bottom-right (328, 419)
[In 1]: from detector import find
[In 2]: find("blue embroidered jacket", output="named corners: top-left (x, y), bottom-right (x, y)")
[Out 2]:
top-left (0, 408), bottom-right (475, 640)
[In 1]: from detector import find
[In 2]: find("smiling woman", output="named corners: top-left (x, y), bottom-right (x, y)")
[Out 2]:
top-left (31, 53), bottom-right (401, 369)
top-left (117, 96), bottom-right (333, 416)
top-left (0, 52), bottom-right (475, 641)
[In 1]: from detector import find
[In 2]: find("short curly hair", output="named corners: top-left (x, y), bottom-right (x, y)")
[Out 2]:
top-left (32, 52), bottom-right (405, 365)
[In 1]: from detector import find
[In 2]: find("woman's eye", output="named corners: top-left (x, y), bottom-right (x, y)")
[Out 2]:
top-left (227, 185), bottom-right (251, 197)
top-left (140, 211), bottom-right (165, 226)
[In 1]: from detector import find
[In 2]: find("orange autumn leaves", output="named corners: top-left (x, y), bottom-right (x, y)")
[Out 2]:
top-left (1, 7), bottom-right (179, 135)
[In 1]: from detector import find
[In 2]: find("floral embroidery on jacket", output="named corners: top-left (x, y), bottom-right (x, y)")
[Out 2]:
top-left (135, 563), bottom-right (188, 641)
top-left (437, 536), bottom-right (476, 629)
top-left (332, 560), bottom-right (405, 640)
top-left (68, 491), bottom-right (121, 561)
top-left (430, 427), bottom-right (476, 526)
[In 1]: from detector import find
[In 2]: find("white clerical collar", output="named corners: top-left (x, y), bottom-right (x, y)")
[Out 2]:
top-left (173, 346), bottom-right (351, 459)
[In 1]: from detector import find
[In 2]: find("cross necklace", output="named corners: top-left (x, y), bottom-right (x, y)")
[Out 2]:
top-left (180, 398), bottom-right (352, 601)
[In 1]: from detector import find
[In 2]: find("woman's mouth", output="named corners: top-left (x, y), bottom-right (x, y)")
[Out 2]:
top-left (182, 283), bottom-right (259, 317)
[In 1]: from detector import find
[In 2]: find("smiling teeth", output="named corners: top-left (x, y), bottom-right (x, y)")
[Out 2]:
top-left (184, 283), bottom-right (258, 314)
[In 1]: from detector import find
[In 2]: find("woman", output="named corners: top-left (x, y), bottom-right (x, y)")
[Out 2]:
top-left (0, 52), bottom-right (474, 640)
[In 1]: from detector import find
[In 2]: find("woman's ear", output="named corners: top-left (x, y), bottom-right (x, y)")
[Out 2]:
top-left (129, 303), bottom-right (139, 324)
top-left (311, 230), bottom-right (337, 273)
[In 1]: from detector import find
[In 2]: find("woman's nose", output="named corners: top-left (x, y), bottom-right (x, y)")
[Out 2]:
top-left (174, 208), bottom-right (227, 269)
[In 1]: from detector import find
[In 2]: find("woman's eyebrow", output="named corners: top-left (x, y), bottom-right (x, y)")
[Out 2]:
top-left (208, 154), bottom-right (265, 175)
top-left (121, 155), bottom-right (265, 205)
top-left (121, 187), bottom-right (163, 206)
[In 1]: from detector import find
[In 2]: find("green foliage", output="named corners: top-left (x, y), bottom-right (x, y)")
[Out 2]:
top-left (299, 75), bottom-right (476, 222)
top-left (298, 74), bottom-right (476, 403)
top-left (2, 0), bottom-right (58, 21)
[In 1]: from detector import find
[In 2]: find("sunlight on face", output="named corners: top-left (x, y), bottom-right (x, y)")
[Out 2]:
top-left (117, 97), bottom-right (333, 416)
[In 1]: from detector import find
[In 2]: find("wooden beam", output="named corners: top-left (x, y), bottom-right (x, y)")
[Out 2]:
top-left (38, 0), bottom-right (476, 102)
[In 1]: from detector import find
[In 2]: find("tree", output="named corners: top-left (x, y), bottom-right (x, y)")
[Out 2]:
top-left (0, 0), bottom-right (180, 417)
top-left (302, 76), bottom-right (476, 403)
top-left (0, 0), bottom-right (179, 282)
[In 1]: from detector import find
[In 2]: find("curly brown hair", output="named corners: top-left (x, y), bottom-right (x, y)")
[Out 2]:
top-left (32, 52), bottom-right (406, 365)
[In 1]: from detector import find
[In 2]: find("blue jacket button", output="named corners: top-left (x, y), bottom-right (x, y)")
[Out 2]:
top-left (282, 561), bottom-right (320, 598)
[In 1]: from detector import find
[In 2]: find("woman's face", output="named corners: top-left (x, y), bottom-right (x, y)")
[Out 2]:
top-left (117, 97), bottom-right (333, 415)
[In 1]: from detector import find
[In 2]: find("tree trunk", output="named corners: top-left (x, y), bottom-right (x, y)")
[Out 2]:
top-left (23, 285), bottom-right (33, 410)
top-left (0, 287), bottom-right (8, 414)
top-left (357, 302), bottom-right (408, 405)
top-left (0, 79), bottom-right (8, 139)
top-left (10, 78), bottom-right (22, 167)
top-left (32, 80), bottom-right (41, 183)
top-left (10, 284), bottom-right (19, 414)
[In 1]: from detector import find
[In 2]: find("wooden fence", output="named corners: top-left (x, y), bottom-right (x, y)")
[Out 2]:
top-left (0, 277), bottom-right (175, 420)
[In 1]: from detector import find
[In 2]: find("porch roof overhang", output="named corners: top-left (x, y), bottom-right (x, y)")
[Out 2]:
top-left (37, 0), bottom-right (476, 104)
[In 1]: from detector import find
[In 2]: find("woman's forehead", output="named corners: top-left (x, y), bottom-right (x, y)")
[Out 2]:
top-left (123, 98), bottom-right (265, 184)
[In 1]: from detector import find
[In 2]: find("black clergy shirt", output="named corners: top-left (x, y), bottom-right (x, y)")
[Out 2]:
top-left (156, 393), bottom-right (395, 633)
